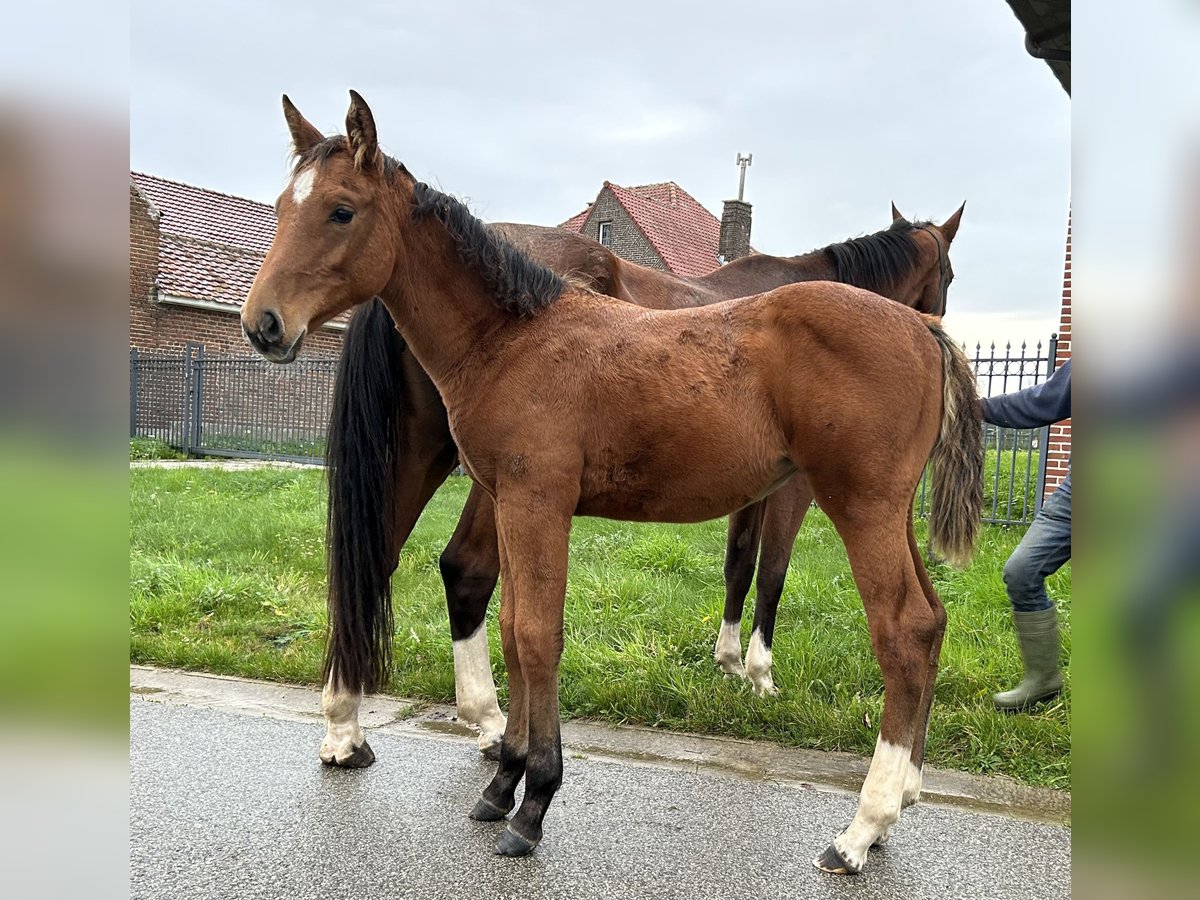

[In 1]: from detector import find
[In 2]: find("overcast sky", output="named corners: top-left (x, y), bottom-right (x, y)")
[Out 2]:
top-left (130, 0), bottom-right (1070, 351)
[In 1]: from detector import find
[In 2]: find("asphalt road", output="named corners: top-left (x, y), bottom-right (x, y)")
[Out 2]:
top-left (130, 692), bottom-right (1069, 900)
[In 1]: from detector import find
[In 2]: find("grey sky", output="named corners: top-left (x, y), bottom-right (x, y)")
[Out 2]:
top-left (131, 0), bottom-right (1070, 349)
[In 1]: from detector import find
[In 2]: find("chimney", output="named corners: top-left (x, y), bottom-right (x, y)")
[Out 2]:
top-left (720, 152), bottom-right (753, 262)
top-left (720, 199), bottom-right (752, 262)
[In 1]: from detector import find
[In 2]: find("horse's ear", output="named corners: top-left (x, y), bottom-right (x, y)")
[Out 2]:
top-left (346, 90), bottom-right (380, 170)
top-left (891, 201), bottom-right (905, 223)
top-left (282, 95), bottom-right (323, 156)
top-left (940, 202), bottom-right (966, 243)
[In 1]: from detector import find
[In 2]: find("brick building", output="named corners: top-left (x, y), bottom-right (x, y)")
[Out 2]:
top-left (560, 180), bottom-right (752, 276)
top-left (1043, 213), bottom-right (1071, 498)
top-left (129, 172), bottom-right (345, 356)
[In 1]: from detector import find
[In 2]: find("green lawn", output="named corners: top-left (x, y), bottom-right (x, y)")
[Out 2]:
top-left (129, 466), bottom-right (1071, 789)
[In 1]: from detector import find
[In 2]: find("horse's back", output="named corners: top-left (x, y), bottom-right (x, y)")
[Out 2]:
top-left (734, 282), bottom-right (946, 484)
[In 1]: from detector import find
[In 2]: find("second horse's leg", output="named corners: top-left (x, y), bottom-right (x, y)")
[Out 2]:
top-left (440, 483), bottom-right (506, 757)
top-left (745, 479), bottom-right (812, 696)
top-left (715, 502), bottom-right (766, 677)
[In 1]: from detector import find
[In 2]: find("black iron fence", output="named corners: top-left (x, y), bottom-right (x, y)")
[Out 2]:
top-left (131, 335), bottom-right (1060, 525)
top-left (917, 335), bottom-right (1059, 525)
top-left (130, 343), bottom-right (337, 463)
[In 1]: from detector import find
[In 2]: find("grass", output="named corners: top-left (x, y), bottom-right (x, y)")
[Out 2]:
top-left (129, 467), bottom-right (1071, 789)
top-left (130, 437), bottom-right (187, 461)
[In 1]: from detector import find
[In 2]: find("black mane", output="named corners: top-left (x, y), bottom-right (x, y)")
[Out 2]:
top-left (823, 219), bottom-right (927, 293)
top-left (411, 182), bottom-right (564, 317)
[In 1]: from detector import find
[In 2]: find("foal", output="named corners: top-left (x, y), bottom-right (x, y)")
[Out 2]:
top-left (243, 92), bottom-right (983, 875)
top-left (322, 206), bottom-right (962, 765)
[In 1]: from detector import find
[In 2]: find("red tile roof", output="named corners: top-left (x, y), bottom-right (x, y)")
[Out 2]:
top-left (131, 172), bottom-right (274, 309)
top-left (559, 207), bottom-right (591, 232)
top-left (559, 180), bottom-right (723, 277)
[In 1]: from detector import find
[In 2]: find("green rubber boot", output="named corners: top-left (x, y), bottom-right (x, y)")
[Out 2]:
top-left (993, 607), bottom-right (1063, 712)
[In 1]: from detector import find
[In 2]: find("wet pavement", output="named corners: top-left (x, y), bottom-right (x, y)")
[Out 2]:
top-left (130, 673), bottom-right (1070, 900)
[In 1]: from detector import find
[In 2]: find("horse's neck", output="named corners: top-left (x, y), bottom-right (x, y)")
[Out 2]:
top-left (693, 251), bottom-right (835, 300)
top-left (379, 222), bottom-right (509, 389)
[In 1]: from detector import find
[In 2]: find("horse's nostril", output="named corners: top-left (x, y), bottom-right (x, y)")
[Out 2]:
top-left (260, 309), bottom-right (284, 343)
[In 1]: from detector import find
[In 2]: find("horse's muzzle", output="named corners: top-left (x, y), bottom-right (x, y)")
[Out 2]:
top-left (242, 309), bottom-right (305, 364)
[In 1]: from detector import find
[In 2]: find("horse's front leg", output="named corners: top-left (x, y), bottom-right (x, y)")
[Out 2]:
top-left (440, 482), bottom-right (506, 758)
top-left (469, 533), bottom-right (527, 821)
top-left (483, 483), bottom-right (575, 857)
top-left (319, 682), bottom-right (375, 767)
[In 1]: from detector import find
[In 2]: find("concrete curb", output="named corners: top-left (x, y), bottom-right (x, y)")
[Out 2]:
top-left (131, 665), bottom-right (1070, 826)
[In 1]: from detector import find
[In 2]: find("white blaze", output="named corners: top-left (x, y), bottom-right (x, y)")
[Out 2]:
top-left (453, 623), bottom-right (506, 753)
top-left (291, 167), bottom-right (315, 205)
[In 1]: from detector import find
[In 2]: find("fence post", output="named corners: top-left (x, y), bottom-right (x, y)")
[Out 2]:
top-left (191, 344), bottom-right (205, 454)
top-left (1033, 333), bottom-right (1058, 510)
top-left (129, 348), bottom-right (139, 439)
top-left (181, 342), bottom-right (202, 455)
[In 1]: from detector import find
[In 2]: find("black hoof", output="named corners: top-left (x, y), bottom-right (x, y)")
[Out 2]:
top-left (494, 825), bottom-right (539, 857)
top-left (813, 843), bottom-right (860, 875)
top-left (322, 740), bottom-right (376, 769)
top-left (469, 795), bottom-right (513, 822)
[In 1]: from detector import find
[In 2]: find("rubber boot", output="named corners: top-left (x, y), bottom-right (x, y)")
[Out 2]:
top-left (993, 606), bottom-right (1063, 712)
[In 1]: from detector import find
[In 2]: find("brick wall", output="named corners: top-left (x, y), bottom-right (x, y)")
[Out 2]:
top-left (578, 189), bottom-right (666, 271)
top-left (1044, 212), bottom-right (1072, 497)
top-left (129, 184), bottom-right (343, 358)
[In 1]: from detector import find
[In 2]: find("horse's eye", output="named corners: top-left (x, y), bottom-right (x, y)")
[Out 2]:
top-left (330, 207), bottom-right (354, 224)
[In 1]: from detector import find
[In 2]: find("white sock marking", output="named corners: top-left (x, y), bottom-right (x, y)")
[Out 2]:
top-left (713, 620), bottom-right (745, 676)
top-left (826, 737), bottom-right (911, 872)
top-left (453, 623), bottom-right (507, 752)
top-left (319, 682), bottom-right (365, 764)
top-left (745, 629), bottom-right (777, 695)
top-left (291, 167), bottom-right (315, 205)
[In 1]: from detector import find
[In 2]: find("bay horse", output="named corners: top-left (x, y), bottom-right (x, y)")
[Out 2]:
top-left (321, 191), bottom-right (964, 766)
top-left (243, 92), bottom-right (983, 875)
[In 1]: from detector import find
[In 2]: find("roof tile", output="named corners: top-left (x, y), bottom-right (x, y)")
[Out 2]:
top-left (560, 180), bottom-right (722, 277)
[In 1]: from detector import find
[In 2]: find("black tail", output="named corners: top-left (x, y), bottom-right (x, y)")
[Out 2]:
top-left (324, 298), bottom-right (404, 693)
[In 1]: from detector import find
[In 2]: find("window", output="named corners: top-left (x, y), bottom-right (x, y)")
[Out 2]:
top-left (597, 221), bottom-right (613, 247)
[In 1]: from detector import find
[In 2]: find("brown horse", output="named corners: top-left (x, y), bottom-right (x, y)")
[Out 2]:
top-left (320, 193), bottom-right (964, 767)
top-left (244, 92), bottom-right (983, 874)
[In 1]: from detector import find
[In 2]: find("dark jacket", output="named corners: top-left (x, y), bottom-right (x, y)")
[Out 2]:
top-left (981, 359), bottom-right (1071, 494)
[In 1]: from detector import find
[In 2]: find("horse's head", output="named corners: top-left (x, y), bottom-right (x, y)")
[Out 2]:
top-left (243, 91), bottom-right (406, 362)
top-left (889, 201), bottom-right (964, 317)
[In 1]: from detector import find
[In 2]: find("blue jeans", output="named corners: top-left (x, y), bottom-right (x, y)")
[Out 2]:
top-left (1003, 487), bottom-right (1072, 612)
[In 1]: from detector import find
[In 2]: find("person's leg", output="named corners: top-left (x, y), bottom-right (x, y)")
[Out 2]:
top-left (994, 487), bottom-right (1072, 711)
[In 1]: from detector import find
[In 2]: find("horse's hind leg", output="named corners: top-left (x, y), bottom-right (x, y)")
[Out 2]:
top-left (715, 501), bottom-right (766, 677)
top-left (902, 515), bottom-right (947, 810)
top-left (745, 479), bottom-right (812, 696)
top-left (813, 507), bottom-right (942, 876)
top-left (439, 482), bottom-right (506, 757)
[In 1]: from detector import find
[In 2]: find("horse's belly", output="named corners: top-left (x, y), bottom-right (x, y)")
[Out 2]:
top-left (575, 452), bottom-right (794, 523)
